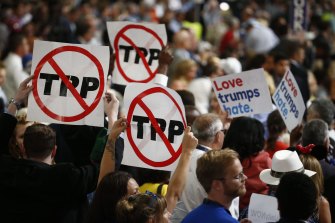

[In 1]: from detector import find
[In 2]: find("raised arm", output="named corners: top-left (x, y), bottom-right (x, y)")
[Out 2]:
top-left (157, 45), bottom-right (173, 75)
top-left (165, 126), bottom-right (198, 213)
top-left (7, 75), bottom-right (33, 116)
top-left (98, 91), bottom-right (127, 184)
top-left (0, 75), bottom-right (33, 156)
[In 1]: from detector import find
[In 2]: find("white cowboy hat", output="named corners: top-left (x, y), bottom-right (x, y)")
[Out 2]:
top-left (259, 150), bottom-right (316, 185)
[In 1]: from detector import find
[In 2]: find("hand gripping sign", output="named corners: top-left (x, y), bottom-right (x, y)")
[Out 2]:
top-left (272, 69), bottom-right (305, 132)
top-left (123, 83), bottom-right (186, 171)
top-left (212, 68), bottom-right (273, 118)
top-left (27, 40), bottom-right (109, 127)
top-left (107, 22), bottom-right (167, 85)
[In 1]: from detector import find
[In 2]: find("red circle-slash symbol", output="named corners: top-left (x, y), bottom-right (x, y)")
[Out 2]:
top-left (114, 24), bottom-right (164, 83)
top-left (32, 46), bottom-right (104, 122)
top-left (127, 87), bottom-right (186, 167)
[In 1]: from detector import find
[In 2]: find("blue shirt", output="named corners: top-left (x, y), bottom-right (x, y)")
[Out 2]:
top-left (181, 199), bottom-right (239, 223)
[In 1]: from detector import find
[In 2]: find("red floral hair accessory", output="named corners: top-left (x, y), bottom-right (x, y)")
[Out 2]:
top-left (296, 144), bottom-right (315, 154)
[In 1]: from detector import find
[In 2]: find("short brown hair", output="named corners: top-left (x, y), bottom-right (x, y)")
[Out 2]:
top-left (196, 149), bottom-right (239, 192)
top-left (24, 124), bottom-right (56, 159)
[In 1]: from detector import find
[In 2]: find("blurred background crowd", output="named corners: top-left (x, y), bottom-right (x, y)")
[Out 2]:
top-left (0, 0), bottom-right (335, 114)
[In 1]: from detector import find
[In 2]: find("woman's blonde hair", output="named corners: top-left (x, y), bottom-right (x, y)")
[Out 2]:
top-left (172, 59), bottom-right (197, 80)
top-left (299, 154), bottom-right (324, 195)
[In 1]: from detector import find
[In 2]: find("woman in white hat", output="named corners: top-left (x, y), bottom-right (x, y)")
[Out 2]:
top-left (260, 149), bottom-right (331, 223)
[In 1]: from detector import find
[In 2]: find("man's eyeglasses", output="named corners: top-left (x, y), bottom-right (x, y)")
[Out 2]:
top-left (216, 171), bottom-right (246, 182)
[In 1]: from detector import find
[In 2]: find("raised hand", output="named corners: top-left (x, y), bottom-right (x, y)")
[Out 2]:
top-left (182, 126), bottom-right (198, 155)
top-left (109, 117), bottom-right (127, 140)
top-left (104, 90), bottom-right (119, 121)
top-left (14, 75), bottom-right (33, 103)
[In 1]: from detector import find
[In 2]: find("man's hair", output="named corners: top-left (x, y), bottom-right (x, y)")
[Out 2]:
top-left (276, 172), bottom-right (317, 221)
top-left (76, 20), bottom-right (92, 37)
top-left (196, 149), bottom-right (239, 193)
top-left (308, 99), bottom-right (335, 127)
top-left (23, 124), bottom-right (56, 159)
top-left (302, 119), bottom-right (328, 146)
top-left (287, 41), bottom-right (304, 58)
top-left (273, 52), bottom-right (289, 63)
top-left (192, 113), bottom-right (223, 145)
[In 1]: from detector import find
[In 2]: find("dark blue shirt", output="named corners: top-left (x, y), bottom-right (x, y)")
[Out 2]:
top-left (181, 199), bottom-right (239, 223)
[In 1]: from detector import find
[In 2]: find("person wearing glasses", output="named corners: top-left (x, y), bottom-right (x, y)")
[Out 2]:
top-left (181, 149), bottom-right (251, 223)
top-left (170, 114), bottom-right (240, 223)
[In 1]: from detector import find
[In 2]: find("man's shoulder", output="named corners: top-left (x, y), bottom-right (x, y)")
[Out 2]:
top-left (182, 203), bottom-right (238, 223)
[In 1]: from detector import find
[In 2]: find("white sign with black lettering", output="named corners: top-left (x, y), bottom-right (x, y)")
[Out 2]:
top-left (27, 40), bottom-right (109, 126)
top-left (123, 83), bottom-right (186, 171)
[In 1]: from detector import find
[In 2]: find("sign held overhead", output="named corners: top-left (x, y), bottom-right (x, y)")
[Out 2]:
top-left (107, 22), bottom-right (167, 85)
top-left (123, 83), bottom-right (186, 171)
top-left (27, 40), bottom-right (109, 127)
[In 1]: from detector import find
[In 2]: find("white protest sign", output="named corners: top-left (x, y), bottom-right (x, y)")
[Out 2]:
top-left (123, 83), bottom-right (186, 171)
top-left (212, 68), bottom-right (272, 117)
top-left (272, 70), bottom-right (305, 131)
top-left (27, 40), bottom-right (109, 127)
top-left (248, 193), bottom-right (280, 223)
top-left (107, 21), bottom-right (167, 85)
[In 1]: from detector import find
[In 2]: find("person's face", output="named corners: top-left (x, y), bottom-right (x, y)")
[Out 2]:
top-left (274, 59), bottom-right (289, 77)
top-left (222, 159), bottom-right (247, 198)
top-left (0, 68), bottom-right (6, 86)
top-left (126, 178), bottom-right (139, 196)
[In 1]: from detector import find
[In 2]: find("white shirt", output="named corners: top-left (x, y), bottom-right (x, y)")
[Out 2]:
top-left (188, 77), bottom-right (212, 114)
top-left (245, 20), bottom-right (279, 54)
top-left (3, 52), bottom-right (29, 99)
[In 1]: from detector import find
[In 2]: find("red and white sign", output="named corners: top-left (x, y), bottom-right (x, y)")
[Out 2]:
top-left (107, 22), bottom-right (167, 85)
top-left (27, 40), bottom-right (109, 127)
top-left (123, 83), bottom-right (186, 171)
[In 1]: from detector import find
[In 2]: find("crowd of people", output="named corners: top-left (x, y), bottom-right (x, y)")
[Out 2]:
top-left (1, 0), bottom-right (335, 223)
